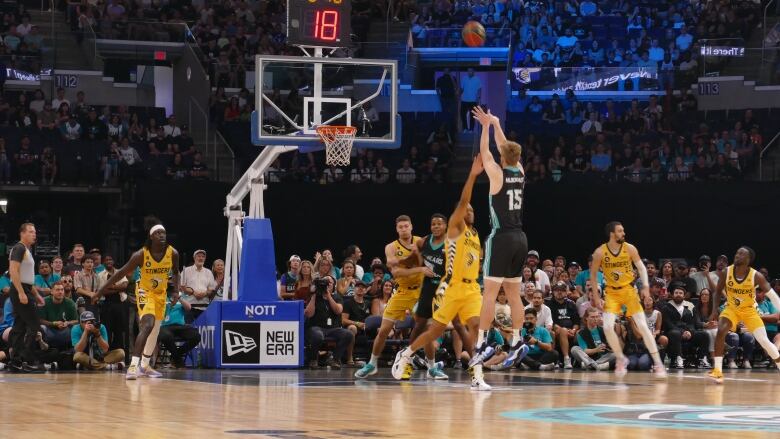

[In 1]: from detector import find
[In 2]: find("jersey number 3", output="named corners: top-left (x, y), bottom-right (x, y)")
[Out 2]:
top-left (506, 189), bottom-right (523, 211)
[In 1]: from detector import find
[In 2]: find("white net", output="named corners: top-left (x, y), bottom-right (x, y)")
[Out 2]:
top-left (317, 126), bottom-right (357, 167)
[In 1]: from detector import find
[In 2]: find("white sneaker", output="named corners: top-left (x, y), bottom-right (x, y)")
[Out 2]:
top-left (699, 357), bottom-right (712, 369)
top-left (391, 350), bottom-right (411, 380)
top-left (563, 357), bottom-right (573, 369)
top-left (596, 362), bottom-right (611, 371)
top-left (674, 356), bottom-right (685, 369)
top-left (727, 359), bottom-right (738, 369)
top-left (539, 363), bottom-right (556, 371)
top-left (469, 368), bottom-right (492, 391)
top-left (742, 360), bottom-right (752, 369)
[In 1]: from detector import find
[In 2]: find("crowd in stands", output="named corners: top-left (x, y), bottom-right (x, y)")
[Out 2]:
top-left (286, 246), bottom-right (780, 371)
top-left (0, 89), bottom-right (210, 185)
top-left (0, 244), bottom-right (221, 371)
top-left (0, 4), bottom-right (44, 76)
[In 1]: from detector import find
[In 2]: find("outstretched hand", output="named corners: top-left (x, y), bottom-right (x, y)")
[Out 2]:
top-left (470, 154), bottom-right (484, 176)
top-left (471, 106), bottom-right (493, 126)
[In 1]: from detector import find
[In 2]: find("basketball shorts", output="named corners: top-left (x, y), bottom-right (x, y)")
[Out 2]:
top-left (432, 281), bottom-right (482, 325)
top-left (415, 283), bottom-right (438, 319)
top-left (383, 287), bottom-right (421, 322)
top-left (137, 288), bottom-right (167, 321)
top-left (720, 306), bottom-right (765, 333)
top-left (604, 286), bottom-right (642, 318)
top-left (483, 229), bottom-right (528, 280)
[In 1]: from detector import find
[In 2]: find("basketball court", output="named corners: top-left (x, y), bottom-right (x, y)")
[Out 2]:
top-left (3, 369), bottom-right (779, 438)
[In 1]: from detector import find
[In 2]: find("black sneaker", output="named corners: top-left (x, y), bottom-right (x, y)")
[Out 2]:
top-left (22, 362), bottom-right (45, 373)
top-left (325, 357), bottom-right (341, 370)
top-left (8, 361), bottom-right (24, 373)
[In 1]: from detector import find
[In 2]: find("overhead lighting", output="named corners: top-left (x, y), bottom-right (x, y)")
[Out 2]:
top-left (0, 199), bottom-right (6, 214)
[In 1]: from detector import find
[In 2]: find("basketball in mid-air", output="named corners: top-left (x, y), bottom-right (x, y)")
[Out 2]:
top-left (462, 21), bottom-right (486, 47)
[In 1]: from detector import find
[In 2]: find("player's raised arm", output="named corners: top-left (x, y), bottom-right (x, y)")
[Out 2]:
top-left (471, 107), bottom-right (503, 193)
top-left (449, 155), bottom-right (483, 238)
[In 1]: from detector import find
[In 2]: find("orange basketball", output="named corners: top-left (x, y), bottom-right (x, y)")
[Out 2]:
top-left (462, 21), bottom-right (486, 47)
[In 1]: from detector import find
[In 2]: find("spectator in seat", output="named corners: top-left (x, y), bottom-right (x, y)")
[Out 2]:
top-left (163, 115), bottom-right (182, 138)
top-left (725, 321), bottom-right (755, 370)
top-left (14, 136), bottom-right (37, 185)
top-left (373, 159), bottom-right (390, 184)
top-left (675, 26), bottom-right (693, 52)
top-left (524, 290), bottom-right (553, 331)
top-left (74, 255), bottom-right (100, 314)
top-left (0, 138), bottom-right (10, 183)
top-left (581, 112), bottom-right (602, 137)
top-left (690, 255), bottom-right (718, 297)
top-left (672, 262), bottom-right (698, 300)
top-left (71, 311), bottom-right (125, 370)
top-left (82, 108), bottom-right (107, 141)
top-left (526, 250), bottom-right (551, 294)
top-left (571, 307), bottom-right (615, 370)
top-left (342, 280), bottom-right (371, 366)
top-left (61, 116), bottom-right (82, 141)
top-left (190, 152), bottom-right (209, 180)
top-left (547, 282), bottom-right (580, 369)
top-left (158, 293), bottom-right (201, 369)
top-left (34, 260), bottom-right (60, 296)
top-left (38, 281), bottom-right (79, 349)
top-left (60, 274), bottom-right (75, 300)
top-left (542, 99), bottom-right (565, 124)
top-left (662, 285), bottom-right (709, 369)
top-left (279, 255), bottom-right (301, 300)
top-left (51, 88), bottom-right (70, 111)
top-left (627, 296), bottom-right (667, 370)
top-left (39, 146), bottom-right (57, 185)
top-left (180, 249), bottom-right (217, 321)
top-left (575, 255), bottom-right (605, 297)
top-left (349, 159), bottom-right (372, 183)
top-left (396, 159), bottom-right (416, 183)
top-left (696, 288), bottom-right (719, 360)
top-left (304, 276), bottom-right (353, 369)
top-left (520, 308), bottom-right (558, 370)
top-left (118, 138), bottom-right (142, 180)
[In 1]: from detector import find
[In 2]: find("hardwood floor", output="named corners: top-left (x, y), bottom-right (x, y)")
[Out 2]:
top-left (2, 368), bottom-right (779, 438)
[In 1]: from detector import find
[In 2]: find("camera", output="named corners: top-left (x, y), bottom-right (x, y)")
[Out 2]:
top-left (313, 278), bottom-right (330, 295)
top-left (522, 321), bottom-right (535, 342)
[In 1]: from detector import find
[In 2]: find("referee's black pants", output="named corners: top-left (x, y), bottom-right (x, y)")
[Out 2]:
top-left (9, 284), bottom-right (40, 363)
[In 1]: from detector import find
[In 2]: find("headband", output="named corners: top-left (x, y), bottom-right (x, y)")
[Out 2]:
top-left (149, 224), bottom-right (165, 236)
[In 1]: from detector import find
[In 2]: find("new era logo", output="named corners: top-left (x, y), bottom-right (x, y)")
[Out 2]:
top-left (221, 321), bottom-right (261, 365)
top-left (224, 330), bottom-right (257, 356)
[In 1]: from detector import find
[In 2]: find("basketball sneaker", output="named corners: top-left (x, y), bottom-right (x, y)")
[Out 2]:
top-left (502, 343), bottom-right (529, 369)
top-left (427, 366), bottom-right (449, 380)
top-left (391, 350), bottom-right (411, 380)
top-left (126, 365), bottom-right (140, 380)
top-left (615, 356), bottom-right (630, 377)
top-left (468, 366), bottom-right (491, 391)
top-left (354, 363), bottom-right (377, 379)
top-left (468, 343), bottom-right (495, 368)
top-left (139, 365), bottom-right (163, 378)
top-left (707, 368), bottom-right (724, 384)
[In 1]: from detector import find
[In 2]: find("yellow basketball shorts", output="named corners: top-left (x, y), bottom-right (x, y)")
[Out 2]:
top-left (137, 289), bottom-right (167, 321)
top-left (720, 306), bottom-right (765, 333)
top-left (604, 286), bottom-right (643, 318)
top-left (383, 287), bottom-right (421, 322)
top-left (432, 282), bottom-right (482, 325)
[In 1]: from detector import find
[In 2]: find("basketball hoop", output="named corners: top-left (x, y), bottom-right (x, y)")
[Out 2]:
top-left (317, 126), bottom-right (357, 167)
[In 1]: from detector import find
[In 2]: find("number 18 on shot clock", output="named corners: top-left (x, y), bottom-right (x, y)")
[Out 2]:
top-left (287, 0), bottom-right (352, 46)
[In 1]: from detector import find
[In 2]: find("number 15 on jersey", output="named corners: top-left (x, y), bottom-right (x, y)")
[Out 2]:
top-left (507, 189), bottom-right (523, 211)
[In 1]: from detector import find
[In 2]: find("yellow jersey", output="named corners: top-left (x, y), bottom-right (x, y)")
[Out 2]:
top-left (601, 243), bottom-right (635, 289)
top-left (443, 227), bottom-right (481, 284)
top-left (138, 245), bottom-right (173, 295)
top-left (393, 236), bottom-right (423, 291)
top-left (724, 265), bottom-right (757, 309)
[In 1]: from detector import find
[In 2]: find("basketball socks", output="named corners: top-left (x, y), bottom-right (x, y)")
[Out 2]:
top-left (369, 354), bottom-right (379, 367)
top-left (141, 355), bottom-right (151, 369)
top-left (130, 356), bottom-right (140, 367)
top-left (427, 358), bottom-right (436, 369)
top-left (477, 330), bottom-right (488, 349)
top-left (714, 356), bottom-right (723, 370)
top-left (650, 351), bottom-right (663, 367)
top-left (511, 329), bottom-right (521, 346)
